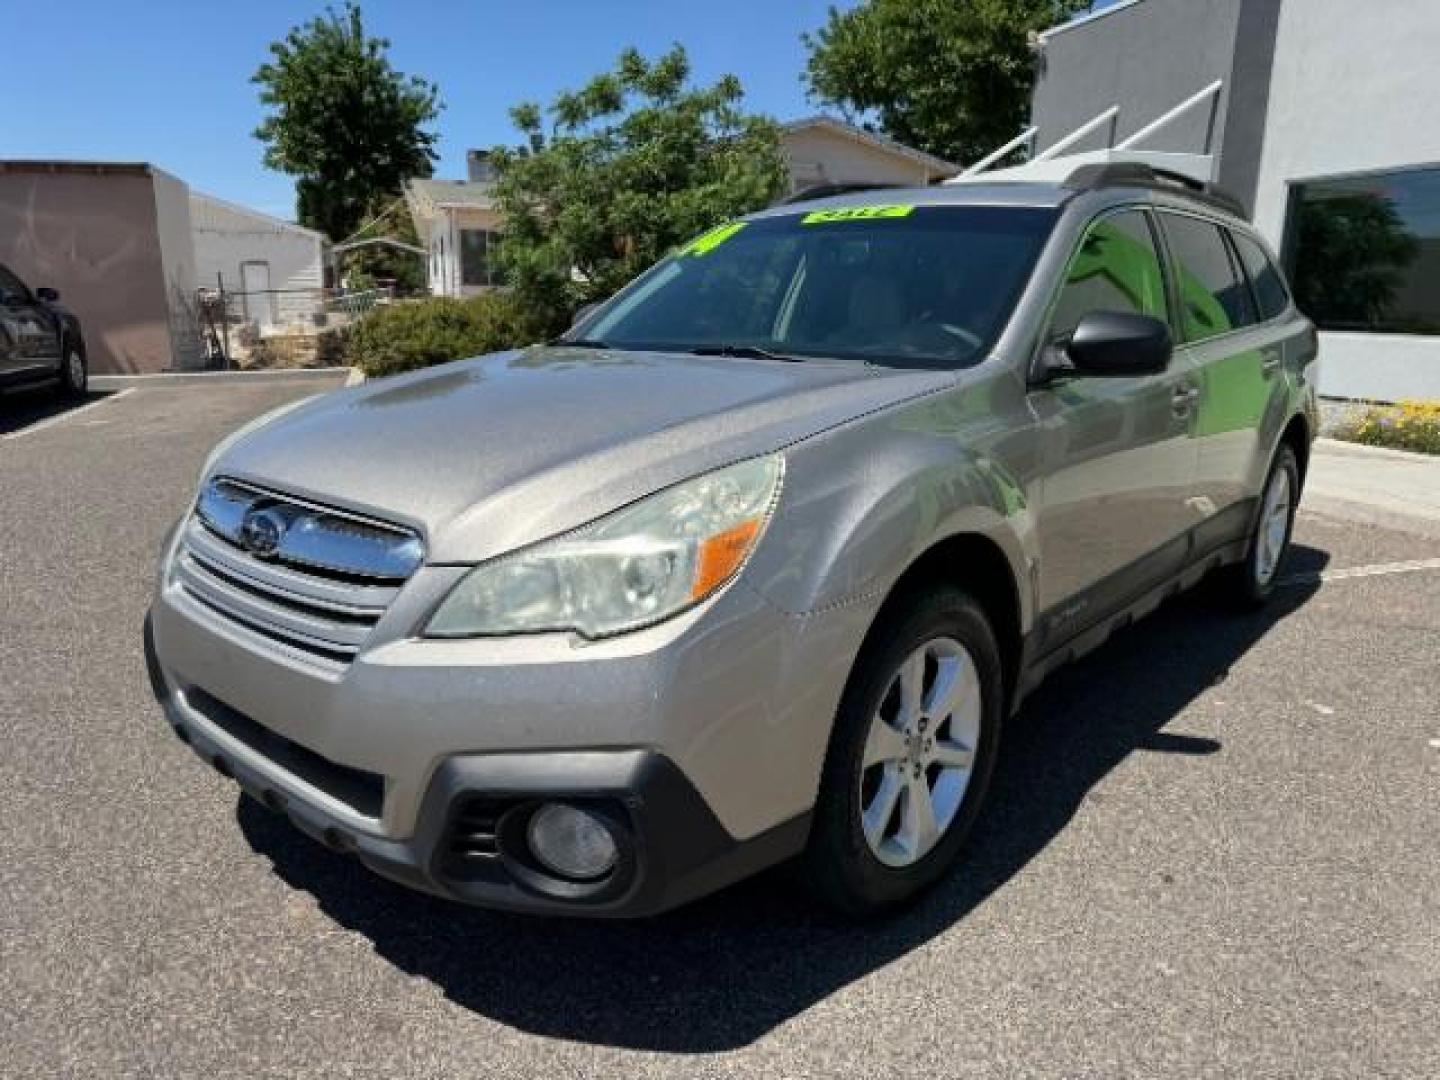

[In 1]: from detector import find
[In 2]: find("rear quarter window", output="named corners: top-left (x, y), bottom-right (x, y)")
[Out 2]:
top-left (1231, 231), bottom-right (1292, 322)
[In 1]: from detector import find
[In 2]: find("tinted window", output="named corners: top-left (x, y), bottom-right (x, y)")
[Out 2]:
top-left (584, 206), bottom-right (1058, 370)
top-left (1048, 210), bottom-right (1168, 341)
top-left (0, 265), bottom-right (29, 303)
top-left (1288, 168), bottom-right (1440, 333)
top-left (460, 229), bottom-right (505, 287)
top-left (1231, 231), bottom-right (1290, 321)
top-left (1160, 213), bottom-right (1255, 341)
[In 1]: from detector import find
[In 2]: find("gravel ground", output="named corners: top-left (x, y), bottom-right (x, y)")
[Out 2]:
top-left (2, 377), bottom-right (1436, 1078)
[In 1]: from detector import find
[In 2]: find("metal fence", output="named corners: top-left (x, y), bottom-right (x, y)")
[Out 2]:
top-left (195, 284), bottom-right (395, 368)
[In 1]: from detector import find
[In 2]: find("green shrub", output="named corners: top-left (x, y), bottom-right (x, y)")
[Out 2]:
top-left (345, 293), bottom-right (556, 378)
top-left (1333, 399), bottom-right (1440, 455)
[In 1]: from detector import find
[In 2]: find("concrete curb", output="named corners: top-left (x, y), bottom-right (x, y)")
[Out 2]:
top-left (1313, 436), bottom-right (1437, 465)
top-left (91, 367), bottom-right (352, 390)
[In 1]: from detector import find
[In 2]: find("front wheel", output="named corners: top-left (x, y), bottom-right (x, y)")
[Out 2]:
top-left (57, 345), bottom-right (87, 399)
top-left (803, 585), bottom-right (1003, 917)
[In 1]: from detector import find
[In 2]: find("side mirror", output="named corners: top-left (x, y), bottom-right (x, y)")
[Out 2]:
top-left (1065, 311), bottom-right (1172, 377)
top-left (36, 286), bottom-right (60, 302)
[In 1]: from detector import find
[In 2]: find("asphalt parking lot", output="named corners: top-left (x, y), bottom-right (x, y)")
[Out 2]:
top-left (2, 375), bottom-right (1437, 1078)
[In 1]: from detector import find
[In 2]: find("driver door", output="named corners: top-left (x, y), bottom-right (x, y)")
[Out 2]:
top-left (1027, 208), bottom-right (1201, 643)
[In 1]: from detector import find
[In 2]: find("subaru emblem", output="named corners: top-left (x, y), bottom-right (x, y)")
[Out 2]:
top-left (240, 508), bottom-right (287, 559)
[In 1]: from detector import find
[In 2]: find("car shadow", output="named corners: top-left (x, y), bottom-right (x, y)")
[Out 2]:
top-left (0, 387), bottom-right (112, 436)
top-left (237, 544), bottom-right (1328, 1052)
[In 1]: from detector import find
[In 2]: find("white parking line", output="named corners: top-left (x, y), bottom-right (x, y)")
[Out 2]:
top-left (1280, 557), bottom-right (1440, 587)
top-left (1, 388), bottom-right (136, 442)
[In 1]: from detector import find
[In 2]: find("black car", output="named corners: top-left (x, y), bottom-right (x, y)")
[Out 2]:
top-left (0, 263), bottom-right (87, 397)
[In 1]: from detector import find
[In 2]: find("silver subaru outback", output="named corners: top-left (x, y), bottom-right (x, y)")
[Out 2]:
top-left (146, 164), bottom-right (1318, 917)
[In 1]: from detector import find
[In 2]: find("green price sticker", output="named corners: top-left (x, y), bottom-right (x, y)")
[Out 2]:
top-left (801, 204), bottom-right (916, 225)
top-left (682, 221), bottom-right (747, 256)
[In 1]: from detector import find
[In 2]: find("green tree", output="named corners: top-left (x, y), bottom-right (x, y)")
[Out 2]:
top-left (803, 0), bottom-right (1092, 166)
top-left (253, 3), bottom-right (441, 239)
top-left (489, 46), bottom-right (788, 327)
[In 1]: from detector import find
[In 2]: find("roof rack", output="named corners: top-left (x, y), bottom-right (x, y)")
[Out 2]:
top-left (1064, 162), bottom-right (1247, 219)
top-left (777, 182), bottom-right (902, 206)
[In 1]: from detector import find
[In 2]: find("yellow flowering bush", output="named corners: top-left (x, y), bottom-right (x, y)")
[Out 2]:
top-left (1335, 399), bottom-right (1440, 454)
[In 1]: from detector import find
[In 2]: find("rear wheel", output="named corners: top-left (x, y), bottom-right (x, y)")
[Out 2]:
top-left (57, 345), bottom-right (87, 399)
top-left (803, 585), bottom-right (1002, 917)
top-left (1224, 443), bottom-right (1299, 607)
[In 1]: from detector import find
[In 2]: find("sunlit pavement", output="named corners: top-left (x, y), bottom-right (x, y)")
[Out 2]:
top-left (2, 378), bottom-right (1435, 1077)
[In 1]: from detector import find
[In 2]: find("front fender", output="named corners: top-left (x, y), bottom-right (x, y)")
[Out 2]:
top-left (746, 369), bottom-right (1040, 634)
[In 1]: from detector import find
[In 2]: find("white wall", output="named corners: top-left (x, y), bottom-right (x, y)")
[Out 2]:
top-left (1253, 0), bottom-right (1440, 400)
top-left (191, 192), bottom-right (325, 330)
top-left (424, 206), bottom-right (504, 298)
top-left (782, 127), bottom-right (940, 193)
top-left (152, 169), bottom-right (202, 369)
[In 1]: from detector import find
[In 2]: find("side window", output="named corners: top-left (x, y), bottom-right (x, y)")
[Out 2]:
top-left (1160, 213), bottom-right (1256, 341)
top-left (1231, 231), bottom-right (1291, 321)
top-left (1048, 210), bottom-right (1169, 342)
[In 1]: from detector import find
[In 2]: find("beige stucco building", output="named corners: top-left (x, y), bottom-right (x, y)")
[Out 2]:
top-left (0, 161), bottom-right (201, 374)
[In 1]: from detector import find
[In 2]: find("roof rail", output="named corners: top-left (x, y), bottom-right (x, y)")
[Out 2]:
top-left (1064, 162), bottom-right (1247, 219)
top-left (777, 182), bottom-right (902, 206)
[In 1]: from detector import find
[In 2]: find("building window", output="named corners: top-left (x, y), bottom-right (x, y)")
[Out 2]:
top-left (460, 229), bottom-right (505, 287)
top-left (1288, 167), bottom-right (1440, 334)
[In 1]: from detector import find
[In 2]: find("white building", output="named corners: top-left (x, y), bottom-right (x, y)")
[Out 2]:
top-left (408, 122), bottom-right (959, 301)
top-left (781, 115), bottom-right (959, 193)
top-left (1021, 0), bottom-right (1440, 401)
top-left (405, 151), bottom-right (505, 300)
top-left (190, 191), bottom-right (329, 332)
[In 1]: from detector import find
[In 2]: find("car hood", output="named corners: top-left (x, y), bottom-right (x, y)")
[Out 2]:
top-left (216, 345), bottom-right (952, 562)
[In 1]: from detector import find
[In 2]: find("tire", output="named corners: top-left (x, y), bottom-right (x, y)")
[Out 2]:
top-left (57, 343), bottom-right (87, 399)
top-left (803, 584), bottom-right (1003, 918)
top-left (1223, 443), bottom-right (1300, 607)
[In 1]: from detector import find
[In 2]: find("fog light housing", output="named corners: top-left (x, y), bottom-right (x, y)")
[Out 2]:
top-left (525, 803), bottom-right (619, 881)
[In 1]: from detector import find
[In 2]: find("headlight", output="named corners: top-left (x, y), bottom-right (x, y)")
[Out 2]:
top-left (425, 455), bottom-right (783, 639)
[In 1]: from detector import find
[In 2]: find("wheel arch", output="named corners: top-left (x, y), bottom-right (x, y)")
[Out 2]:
top-left (860, 532), bottom-right (1026, 714)
top-left (1278, 411), bottom-right (1311, 488)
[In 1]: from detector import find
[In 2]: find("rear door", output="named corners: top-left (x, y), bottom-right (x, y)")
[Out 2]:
top-left (1029, 207), bottom-right (1202, 629)
top-left (1156, 212), bottom-right (1290, 537)
top-left (0, 264), bottom-right (60, 379)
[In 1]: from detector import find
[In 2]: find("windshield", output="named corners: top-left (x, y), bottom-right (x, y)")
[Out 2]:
top-left (573, 204), bottom-right (1058, 369)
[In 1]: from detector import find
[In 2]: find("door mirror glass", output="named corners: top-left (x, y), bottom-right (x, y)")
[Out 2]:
top-left (36, 286), bottom-right (59, 302)
top-left (1065, 311), bottom-right (1172, 376)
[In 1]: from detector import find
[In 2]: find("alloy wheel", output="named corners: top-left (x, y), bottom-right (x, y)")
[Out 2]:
top-left (1254, 465), bottom-right (1293, 586)
top-left (858, 636), bottom-right (982, 868)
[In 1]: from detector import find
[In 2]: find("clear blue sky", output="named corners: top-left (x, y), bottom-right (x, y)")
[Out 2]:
top-left (2, 0), bottom-right (1108, 223)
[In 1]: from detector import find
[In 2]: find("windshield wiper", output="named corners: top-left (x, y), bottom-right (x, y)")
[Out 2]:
top-left (550, 337), bottom-right (614, 349)
top-left (688, 344), bottom-right (803, 363)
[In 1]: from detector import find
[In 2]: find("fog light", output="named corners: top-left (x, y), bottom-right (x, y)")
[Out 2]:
top-left (525, 803), bottom-right (619, 881)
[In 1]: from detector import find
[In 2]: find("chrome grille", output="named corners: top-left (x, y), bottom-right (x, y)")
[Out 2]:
top-left (175, 478), bottom-right (424, 665)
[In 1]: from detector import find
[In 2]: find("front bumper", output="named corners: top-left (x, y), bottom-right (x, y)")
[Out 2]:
top-left (146, 615), bottom-right (809, 915)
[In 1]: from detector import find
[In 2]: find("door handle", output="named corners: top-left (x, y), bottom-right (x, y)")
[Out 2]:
top-left (1260, 348), bottom-right (1283, 373)
top-left (1171, 384), bottom-right (1201, 416)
